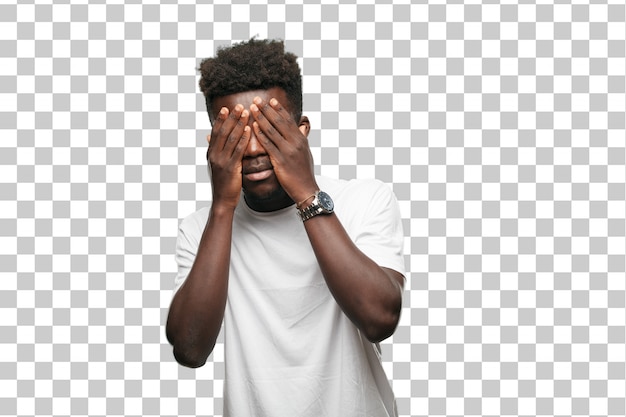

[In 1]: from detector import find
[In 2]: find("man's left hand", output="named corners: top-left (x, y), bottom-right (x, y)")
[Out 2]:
top-left (249, 97), bottom-right (318, 205)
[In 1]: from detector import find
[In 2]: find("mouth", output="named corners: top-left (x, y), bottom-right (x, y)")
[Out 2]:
top-left (244, 168), bottom-right (273, 181)
top-left (242, 159), bottom-right (274, 182)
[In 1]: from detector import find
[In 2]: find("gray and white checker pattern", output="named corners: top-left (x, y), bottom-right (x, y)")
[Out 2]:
top-left (2, 2), bottom-right (625, 416)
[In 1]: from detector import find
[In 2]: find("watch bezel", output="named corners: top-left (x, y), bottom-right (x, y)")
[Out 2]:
top-left (297, 190), bottom-right (334, 221)
top-left (316, 191), bottom-right (334, 213)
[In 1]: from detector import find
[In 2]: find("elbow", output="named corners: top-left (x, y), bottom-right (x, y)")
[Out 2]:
top-left (363, 318), bottom-right (400, 344)
top-left (362, 305), bottom-right (402, 343)
top-left (166, 326), bottom-right (213, 369)
top-left (361, 268), bottom-right (404, 343)
top-left (362, 284), bottom-right (403, 343)
top-left (172, 346), bottom-right (209, 369)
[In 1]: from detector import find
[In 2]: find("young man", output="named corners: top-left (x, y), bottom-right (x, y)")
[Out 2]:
top-left (166, 39), bottom-right (406, 417)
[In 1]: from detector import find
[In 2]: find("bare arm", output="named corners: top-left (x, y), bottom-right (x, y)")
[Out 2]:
top-left (166, 105), bottom-right (250, 367)
top-left (251, 97), bottom-right (404, 342)
top-left (166, 206), bottom-right (234, 367)
top-left (304, 213), bottom-right (404, 342)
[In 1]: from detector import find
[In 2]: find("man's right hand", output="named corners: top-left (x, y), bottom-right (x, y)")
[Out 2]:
top-left (206, 104), bottom-right (251, 210)
top-left (168, 107), bottom-right (248, 367)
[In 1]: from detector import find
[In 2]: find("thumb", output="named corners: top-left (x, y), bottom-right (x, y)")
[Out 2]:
top-left (206, 133), bottom-right (211, 161)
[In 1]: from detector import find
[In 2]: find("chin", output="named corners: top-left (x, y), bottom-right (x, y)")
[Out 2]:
top-left (243, 182), bottom-right (291, 204)
top-left (243, 176), bottom-right (278, 196)
top-left (243, 185), bottom-right (283, 200)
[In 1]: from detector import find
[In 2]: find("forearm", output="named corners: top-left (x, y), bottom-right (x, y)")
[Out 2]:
top-left (166, 206), bottom-right (234, 367)
top-left (303, 213), bottom-right (404, 342)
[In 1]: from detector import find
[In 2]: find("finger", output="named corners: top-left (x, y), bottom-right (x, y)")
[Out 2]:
top-left (208, 107), bottom-right (229, 150)
top-left (250, 101), bottom-right (282, 146)
top-left (252, 121), bottom-right (279, 154)
top-left (213, 105), bottom-right (245, 151)
top-left (239, 108), bottom-right (250, 131)
top-left (223, 108), bottom-right (249, 155)
top-left (232, 125), bottom-right (251, 160)
top-left (205, 133), bottom-right (211, 160)
top-left (223, 104), bottom-right (244, 149)
top-left (230, 103), bottom-right (244, 121)
top-left (266, 97), bottom-right (298, 137)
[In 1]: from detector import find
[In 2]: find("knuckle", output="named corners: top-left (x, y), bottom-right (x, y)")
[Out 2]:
top-left (265, 125), bottom-right (277, 136)
top-left (286, 148), bottom-right (298, 158)
top-left (227, 131), bottom-right (238, 143)
top-left (216, 126), bottom-right (228, 137)
top-left (207, 152), bottom-right (219, 164)
top-left (258, 135), bottom-right (272, 146)
top-left (235, 141), bottom-right (247, 152)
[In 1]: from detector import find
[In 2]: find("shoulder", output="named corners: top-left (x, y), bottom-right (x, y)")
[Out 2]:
top-left (178, 206), bottom-right (210, 239)
top-left (317, 175), bottom-right (391, 194)
top-left (317, 175), bottom-right (396, 206)
top-left (316, 176), bottom-right (400, 228)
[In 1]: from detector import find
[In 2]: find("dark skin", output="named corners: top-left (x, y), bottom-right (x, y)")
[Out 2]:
top-left (166, 87), bottom-right (405, 368)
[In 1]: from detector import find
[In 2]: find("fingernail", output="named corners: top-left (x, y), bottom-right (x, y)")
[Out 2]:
top-left (270, 98), bottom-right (277, 106)
top-left (235, 104), bottom-right (243, 112)
top-left (250, 104), bottom-right (258, 112)
top-left (253, 97), bottom-right (262, 105)
top-left (241, 109), bottom-right (249, 118)
top-left (220, 107), bottom-right (227, 115)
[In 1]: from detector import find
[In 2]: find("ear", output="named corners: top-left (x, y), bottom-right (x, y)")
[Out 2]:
top-left (298, 116), bottom-right (311, 138)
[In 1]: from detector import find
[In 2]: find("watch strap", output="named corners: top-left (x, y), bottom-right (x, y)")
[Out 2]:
top-left (298, 204), bottom-right (324, 221)
top-left (297, 190), bottom-right (333, 221)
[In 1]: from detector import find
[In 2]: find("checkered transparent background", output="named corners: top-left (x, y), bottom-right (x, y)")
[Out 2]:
top-left (1, 2), bottom-right (625, 416)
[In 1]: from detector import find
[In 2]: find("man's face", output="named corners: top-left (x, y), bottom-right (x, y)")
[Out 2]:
top-left (210, 87), bottom-right (305, 206)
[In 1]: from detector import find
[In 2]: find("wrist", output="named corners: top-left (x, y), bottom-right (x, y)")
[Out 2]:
top-left (210, 202), bottom-right (237, 218)
top-left (292, 179), bottom-right (319, 209)
top-left (296, 192), bottom-right (317, 209)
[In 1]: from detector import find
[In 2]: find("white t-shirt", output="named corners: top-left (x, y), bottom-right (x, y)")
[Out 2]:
top-left (174, 176), bottom-right (405, 417)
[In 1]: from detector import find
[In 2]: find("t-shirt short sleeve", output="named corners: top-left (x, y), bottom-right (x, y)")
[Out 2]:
top-left (346, 180), bottom-right (406, 277)
top-left (172, 207), bottom-right (209, 294)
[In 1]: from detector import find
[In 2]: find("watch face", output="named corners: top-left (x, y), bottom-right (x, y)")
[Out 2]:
top-left (317, 191), bottom-right (334, 212)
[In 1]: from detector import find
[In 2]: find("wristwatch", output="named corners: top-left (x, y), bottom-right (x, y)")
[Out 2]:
top-left (297, 190), bottom-right (334, 221)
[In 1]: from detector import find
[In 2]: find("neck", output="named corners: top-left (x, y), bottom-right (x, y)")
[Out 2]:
top-left (243, 189), bottom-right (294, 212)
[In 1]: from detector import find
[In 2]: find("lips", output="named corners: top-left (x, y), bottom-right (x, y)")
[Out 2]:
top-left (242, 159), bottom-right (274, 181)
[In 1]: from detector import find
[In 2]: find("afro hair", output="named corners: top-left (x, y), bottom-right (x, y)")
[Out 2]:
top-left (198, 38), bottom-right (303, 122)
